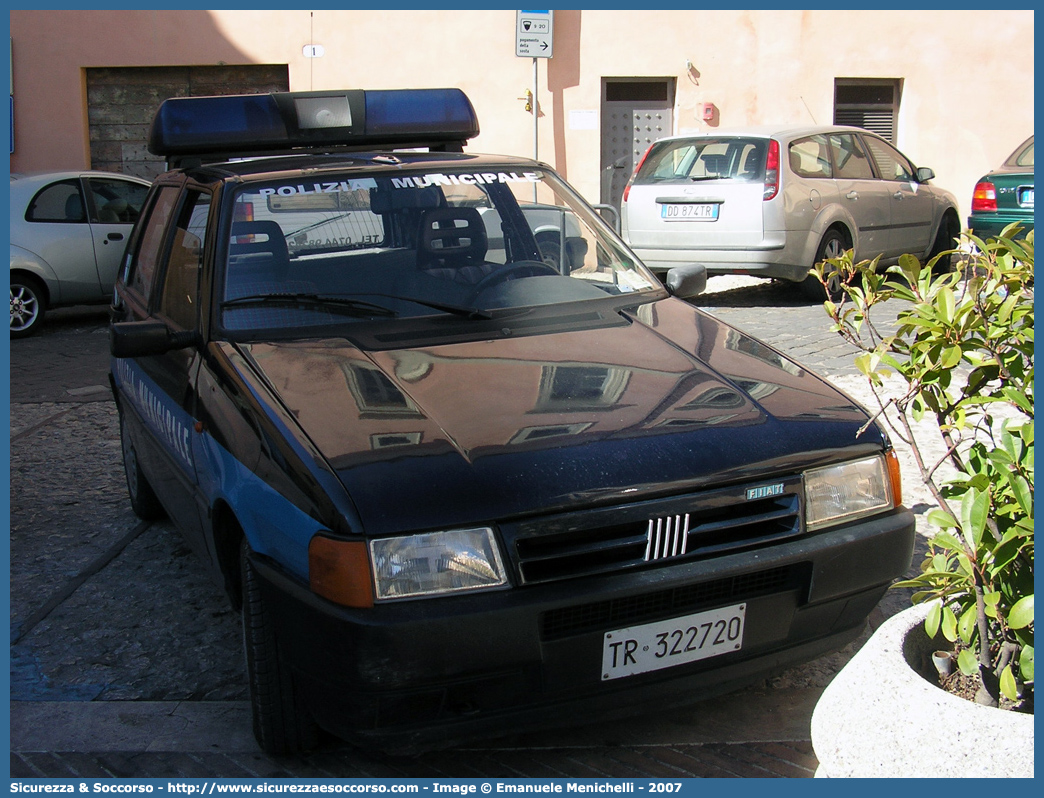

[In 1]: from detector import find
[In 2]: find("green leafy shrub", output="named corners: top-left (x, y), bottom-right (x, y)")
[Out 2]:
top-left (813, 225), bottom-right (1033, 708)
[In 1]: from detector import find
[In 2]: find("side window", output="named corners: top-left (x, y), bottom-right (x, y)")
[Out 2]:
top-left (788, 136), bottom-right (832, 179)
top-left (829, 134), bottom-right (875, 180)
top-left (127, 186), bottom-right (180, 300)
top-left (862, 136), bottom-right (916, 181)
top-left (87, 178), bottom-right (150, 224)
top-left (26, 180), bottom-right (87, 223)
top-left (158, 192), bottom-right (211, 331)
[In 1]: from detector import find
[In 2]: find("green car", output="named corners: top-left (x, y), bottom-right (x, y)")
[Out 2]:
top-left (968, 135), bottom-right (1034, 240)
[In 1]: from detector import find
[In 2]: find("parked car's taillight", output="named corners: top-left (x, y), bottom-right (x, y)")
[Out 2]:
top-left (764, 139), bottom-right (780, 200)
top-left (971, 181), bottom-right (998, 212)
top-left (623, 144), bottom-right (655, 203)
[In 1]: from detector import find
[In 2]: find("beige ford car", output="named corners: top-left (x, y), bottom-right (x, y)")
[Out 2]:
top-left (620, 125), bottom-right (961, 298)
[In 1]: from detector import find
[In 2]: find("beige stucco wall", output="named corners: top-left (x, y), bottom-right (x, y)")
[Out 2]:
top-left (9, 9), bottom-right (1035, 225)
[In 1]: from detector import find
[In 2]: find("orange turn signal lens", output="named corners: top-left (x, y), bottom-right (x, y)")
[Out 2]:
top-left (308, 536), bottom-right (374, 608)
top-left (885, 449), bottom-right (902, 509)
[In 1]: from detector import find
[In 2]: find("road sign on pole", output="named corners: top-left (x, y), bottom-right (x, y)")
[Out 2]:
top-left (516, 10), bottom-right (553, 58)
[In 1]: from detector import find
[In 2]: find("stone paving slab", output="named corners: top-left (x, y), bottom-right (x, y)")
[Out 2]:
top-left (10, 740), bottom-right (819, 779)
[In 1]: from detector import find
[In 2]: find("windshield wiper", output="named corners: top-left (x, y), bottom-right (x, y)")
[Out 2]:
top-left (221, 291), bottom-right (493, 321)
top-left (313, 291), bottom-right (492, 320)
top-left (387, 294), bottom-right (493, 320)
top-left (221, 293), bottom-right (398, 318)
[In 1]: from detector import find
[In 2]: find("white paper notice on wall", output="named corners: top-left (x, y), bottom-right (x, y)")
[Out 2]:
top-left (569, 110), bottom-right (597, 131)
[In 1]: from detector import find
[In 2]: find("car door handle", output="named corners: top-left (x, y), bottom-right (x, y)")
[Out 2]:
top-left (106, 233), bottom-right (124, 242)
top-left (846, 191), bottom-right (858, 200)
top-left (893, 191), bottom-right (904, 200)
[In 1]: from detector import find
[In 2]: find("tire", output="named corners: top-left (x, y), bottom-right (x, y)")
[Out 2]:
top-left (241, 540), bottom-right (321, 756)
top-left (120, 413), bottom-right (165, 521)
top-left (928, 214), bottom-right (959, 273)
top-left (800, 229), bottom-right (847, 301)
top-left (10, 275), bottom-right (47, 339)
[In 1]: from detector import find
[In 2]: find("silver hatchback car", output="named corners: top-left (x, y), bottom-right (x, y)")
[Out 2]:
top-left (621, 125), bottom-right (961, 298)
top-left (10, 171), bottom-right (152, 337)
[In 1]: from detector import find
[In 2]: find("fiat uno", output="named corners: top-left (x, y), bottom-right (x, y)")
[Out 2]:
top-left (109, 89), bottom-right (915, 755)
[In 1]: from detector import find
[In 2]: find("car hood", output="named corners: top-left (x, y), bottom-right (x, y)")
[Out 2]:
top-left (236, 299), bottom-right (882, 536)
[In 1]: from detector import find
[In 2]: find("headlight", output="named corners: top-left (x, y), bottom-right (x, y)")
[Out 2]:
top-left (804, 454), bottom-right (898, 531)
top-left (370, 527), bottom-right (508, 600)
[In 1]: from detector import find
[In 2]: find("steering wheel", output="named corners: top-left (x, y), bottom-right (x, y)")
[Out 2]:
top-left (466, 260), bottom-right (559, 301)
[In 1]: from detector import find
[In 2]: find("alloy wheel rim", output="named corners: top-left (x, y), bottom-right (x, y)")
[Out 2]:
top-left (10, 285), bottom-right (39, 331)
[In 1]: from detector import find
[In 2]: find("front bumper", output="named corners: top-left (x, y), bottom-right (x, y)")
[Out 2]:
top-left (254, 507), bottom-right (915, 753)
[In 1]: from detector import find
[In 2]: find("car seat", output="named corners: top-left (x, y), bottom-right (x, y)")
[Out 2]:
top-left (417, 207), bottom-right (497, 284)
top-left (64, 193), bottom-right (86, 222)
top-left (226, 220), bottom-right (314, 300)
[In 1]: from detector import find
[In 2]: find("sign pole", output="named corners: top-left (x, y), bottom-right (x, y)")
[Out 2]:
top-left (533, 57), bottom-right (538, 163)
top-left (516, 10), bottom-right (553, 198)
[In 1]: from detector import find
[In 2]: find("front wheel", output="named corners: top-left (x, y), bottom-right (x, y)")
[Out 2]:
top-left (10, 275), bottom-right (46, 339)
top-left (241, 540), bottom-right (321, 756)
top-left (800, 230), bottom-right (848, 301)
top-left (120, 413), bottom-right (165, 521)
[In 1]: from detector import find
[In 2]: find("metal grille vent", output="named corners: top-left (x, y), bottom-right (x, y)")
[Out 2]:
top-left (512, 480), bottom-right (803, 586)
top-left (646, 515), bottom-right (690, 561)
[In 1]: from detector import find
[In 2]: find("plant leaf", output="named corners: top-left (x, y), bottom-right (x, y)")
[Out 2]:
top-left (957, 648), bottom-right (979, 677)
top-left (924, 602), bottom-right (942, 638)
top-left (999, 664), bottom-right (1020, 701)
top-left (1009, 595), bottom-right (1034, 630)
top-left (1019, 645), bottom-right (1034, 682)
top-left (941, 604), bottom-right (958, 641)
top-left (959, 488), bottom-right (989, 549)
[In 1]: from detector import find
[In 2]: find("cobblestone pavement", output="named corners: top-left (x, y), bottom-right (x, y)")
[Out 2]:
top-left (8, 281), bottom-right (925, 778)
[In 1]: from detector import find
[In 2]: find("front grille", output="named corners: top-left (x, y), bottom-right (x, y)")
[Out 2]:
top-left (511, 476), bottom-right (804, 585)
top-left (541, 564), bottom-right (807, 640)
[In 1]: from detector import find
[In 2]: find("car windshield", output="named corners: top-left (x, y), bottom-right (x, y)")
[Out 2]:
top-left (220, 165), bottom-right (659, 333)
top-left (633, 138), bottom-right (767, 184)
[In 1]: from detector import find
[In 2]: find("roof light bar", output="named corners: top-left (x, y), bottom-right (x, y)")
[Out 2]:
top-left (147, 88), bottom-right (480, 160)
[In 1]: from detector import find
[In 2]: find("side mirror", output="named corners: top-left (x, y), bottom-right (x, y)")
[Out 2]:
top-left (916, 166), bottom-right (936, 183)
top-left (110, 320), bottom-right (196, 358)
top-left (664, 263), bottom-right (708, 299)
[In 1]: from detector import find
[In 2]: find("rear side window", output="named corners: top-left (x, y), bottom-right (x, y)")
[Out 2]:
top-left (634, 138), bottom-right (767, 183)
top-left (1006, 138), bottom-right (1034, 168)
top-left (26, 180), bottom-right (86, 223)
top-left (788, 136), bottom-right (832, 179)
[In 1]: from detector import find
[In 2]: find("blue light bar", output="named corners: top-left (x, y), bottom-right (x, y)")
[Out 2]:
top-left (148, 88), bottom-right (480, 158)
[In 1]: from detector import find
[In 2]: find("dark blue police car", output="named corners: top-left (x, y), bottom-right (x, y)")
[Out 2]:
top-left (109, 88), bottom-right (915, 755)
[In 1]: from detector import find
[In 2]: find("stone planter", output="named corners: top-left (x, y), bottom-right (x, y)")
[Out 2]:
top-left (811, 601), bottom-right (1034, 778)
